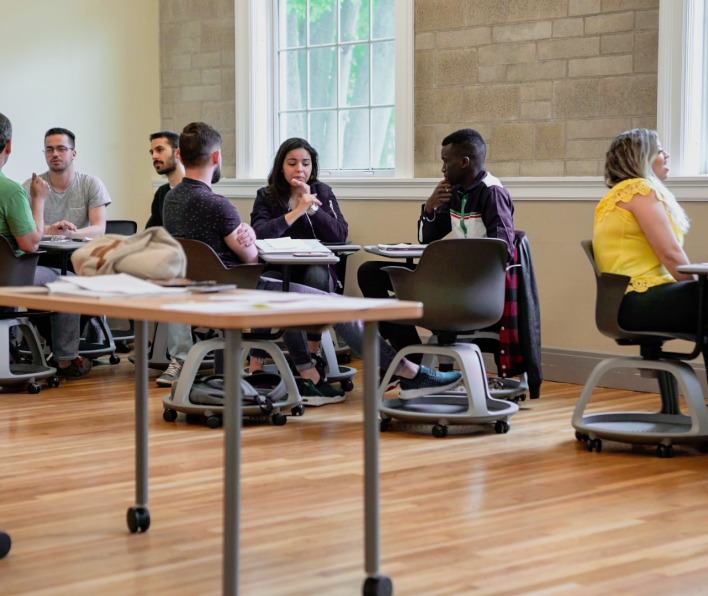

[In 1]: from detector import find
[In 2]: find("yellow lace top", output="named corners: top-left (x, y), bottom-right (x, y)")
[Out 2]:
top-left (592, 178), bottom-right (684, 293)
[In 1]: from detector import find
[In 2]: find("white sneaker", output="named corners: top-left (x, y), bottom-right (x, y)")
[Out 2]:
top-left (157, 358), bottom-right (182, 387)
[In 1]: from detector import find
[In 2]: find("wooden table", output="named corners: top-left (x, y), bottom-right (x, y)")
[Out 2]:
top-left (0, 287), bottom-right (421, 595)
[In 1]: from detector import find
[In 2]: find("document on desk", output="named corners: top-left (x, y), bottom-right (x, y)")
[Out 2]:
top-left (256, 237), bottom-right (331, 255)
top-left (45, 273), bottom-right (189, 298)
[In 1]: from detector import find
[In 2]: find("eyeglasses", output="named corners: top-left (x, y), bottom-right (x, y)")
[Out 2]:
top-left (43, 146), bottom-right (73, 155)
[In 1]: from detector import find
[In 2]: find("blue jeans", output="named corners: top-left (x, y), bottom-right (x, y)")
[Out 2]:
top-left (33, 266), bottom-right (81, 360)
top-left (166, 323), bottom-right (193, 364)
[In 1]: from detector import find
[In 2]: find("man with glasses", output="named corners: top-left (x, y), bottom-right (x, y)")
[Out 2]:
top-left (23, 127), bottom-right (111, 240)
top-left (0, 114), bottom-right (91, 378)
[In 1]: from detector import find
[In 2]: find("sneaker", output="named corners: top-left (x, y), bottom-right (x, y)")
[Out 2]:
top-left (49, 356), bottom-right (93, 378)
top-left (157, 358), bottom-right (183, 387)
top-left (297, 378), bottom-right (346, 406)
top-left (398, 365), bottom-right (462, 400)
top-left (379, 372), bottom-right (401, 393)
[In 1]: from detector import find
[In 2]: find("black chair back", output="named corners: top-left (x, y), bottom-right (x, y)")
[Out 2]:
top-left (0, 235), bottom-right (40, 286)
top-left (105, 220), bottom-right (138, 236)
top-left (176, 238), bottom-right (264, 289)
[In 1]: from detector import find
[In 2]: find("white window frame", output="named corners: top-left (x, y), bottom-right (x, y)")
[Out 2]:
top-left (234, 0), bottom-right (413, 180)
top-left (657, 0), bottom-right (706, 176)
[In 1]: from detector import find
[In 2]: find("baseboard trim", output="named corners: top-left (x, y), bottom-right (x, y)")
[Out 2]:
top-left (540, 348), bottom-right (708, 395)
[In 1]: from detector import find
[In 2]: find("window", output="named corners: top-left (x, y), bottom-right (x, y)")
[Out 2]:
top-left (658, 0), bottom-right (708, 175)
top-left (235, 0), bottom-right (413, 179)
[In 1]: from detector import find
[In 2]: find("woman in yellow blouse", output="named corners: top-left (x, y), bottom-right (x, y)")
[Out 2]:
top-left (593, 128), bottom-right (698, 334)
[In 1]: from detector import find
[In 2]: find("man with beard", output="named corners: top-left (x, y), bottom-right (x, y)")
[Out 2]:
top-left (146, 131), bottom-right (191, 386)
top-left (356, 128), bottom-right (516, 362)
top-left (163, 122), bottom-right (462, 400)
top-left (146, 131), bottom-right (184, 228)
top-left (23, 127), bottom-right (111, 240)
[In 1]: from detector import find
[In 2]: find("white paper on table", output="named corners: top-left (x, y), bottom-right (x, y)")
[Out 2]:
top-left (46, 273), bottom-right (189, 298)
top-left (256, 237), bottom-right (331, 254)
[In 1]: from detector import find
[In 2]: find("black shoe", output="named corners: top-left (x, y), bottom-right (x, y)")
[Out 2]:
top-left (48, 356), bottom-right (93, 378)
top-left (297, 378), bottom-right (345, 406)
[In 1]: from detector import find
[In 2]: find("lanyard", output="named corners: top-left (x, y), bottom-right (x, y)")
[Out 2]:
top-left (459, 191), bottom-right (470, 237)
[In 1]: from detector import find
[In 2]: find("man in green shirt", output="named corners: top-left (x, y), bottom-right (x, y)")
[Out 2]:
top-left (0, 113), bottom-right (91, 377)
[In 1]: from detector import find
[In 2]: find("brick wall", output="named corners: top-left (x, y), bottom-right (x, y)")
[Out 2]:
top-left (414, 0), bottom-right (659, 177)
top-left (159, 0), bottom-right (236, 176)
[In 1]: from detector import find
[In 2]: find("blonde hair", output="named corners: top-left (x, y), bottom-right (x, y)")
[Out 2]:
top-left (604, 128), bottom-right (689, 233)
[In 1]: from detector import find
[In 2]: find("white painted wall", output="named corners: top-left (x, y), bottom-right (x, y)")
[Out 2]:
top-left (0, 0), bottom-right (160, 224)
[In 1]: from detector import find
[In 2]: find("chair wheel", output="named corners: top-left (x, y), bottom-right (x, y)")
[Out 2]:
top-left (341, 379), bottom-right (354, 392)
top-left (575, 431), bottom-right (589, 442)
top-left (494, 420), bottom-right (510, 434)
top-left (163, 409), bottom-right (178, 422)
top-left (0, 531), bottom-right (11, 558)
top-left (271, 412), bottom-right (287, 426)
top-left (657, 443), bottom-right (674, 458)
top-left (27, 383), bottom-right (41, 394)
top-left (48, 376), bottom-right (60, 388)
top-left (290, 404), bottom-right (305, 416)
top-left (380, 418), bottom-right (392, 432)
top-left (432, 424), bottom-right (448, 438)
top-left (363, 575), bottom-right (393, 596)
top-left (587, 437), bottom-right (602, 452)
top-left (126, 506), bottom-right (151, 533)
top-left (206, 415), bottom-right (222, 429)
top-left (109, 354), bottom-right (121, 365)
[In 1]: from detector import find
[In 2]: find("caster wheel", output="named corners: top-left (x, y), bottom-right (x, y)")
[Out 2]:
top-left (116, 342), bottom-right (132, 354)
top-left (341, 379), bottom-right (354, 392)
top-left (494, 420), bottom-right (510, 434)
top-left (380, 418), bottom-right (392, 432)
top-left (206, 415), bottom-right (222, 429)
top-left (109, 355), bottom-right (121, 365)
top-left (291, 404), bottom-right (305, 416)
top-left (163, 409), bottom-right (178, 422)
top-left (0, 531), bottom-right (11, 559)
top-left (575, 431), bottom-right (589, 442)
top-left (126, 506), bottom-right (151, 533)
top-left (657, 443), bottom-right (674, 458)
top-left (587, 438), bottom-right (602, 452)
top-left (432, 424), bottom-right (448, 438)
top-left (48, 376), bottom-right (60, 388)
top-left (271, 413), bottom-right (287, 426)
top-left (363, 575), bottom-right (393, 596)
top-left (27, 383), bottom-right (41, 395)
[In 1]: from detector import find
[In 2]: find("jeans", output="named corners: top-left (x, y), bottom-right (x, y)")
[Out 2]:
top-left (33, 266), bottom-right (81, 360)
top-left (166, 323), bottom-right (193, 364)
top-left (256, 276), bottom-right (401, 373)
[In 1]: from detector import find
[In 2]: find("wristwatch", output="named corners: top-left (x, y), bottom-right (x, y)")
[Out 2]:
top-left (307, 204), bottom-right (319, 216)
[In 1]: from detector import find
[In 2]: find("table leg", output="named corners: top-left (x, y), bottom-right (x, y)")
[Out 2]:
top-left (362, 321), bottom-right (393, 595)
top-left (223, 329), bottom-right (243, 596)
top-left (127, 320), bottom-right (151, 533)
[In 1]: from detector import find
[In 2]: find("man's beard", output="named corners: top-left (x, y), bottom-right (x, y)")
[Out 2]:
top-left (211, 164), bottom-right (221, 184)
top-left (154, 162), bottom-right (176, 176)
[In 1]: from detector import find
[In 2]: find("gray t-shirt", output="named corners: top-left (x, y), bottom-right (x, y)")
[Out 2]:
top-left (23, 171), bottom-right (111, 228)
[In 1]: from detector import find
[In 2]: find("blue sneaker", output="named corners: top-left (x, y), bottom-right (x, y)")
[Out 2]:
top-left (398, 366), bottom-right (462, 400)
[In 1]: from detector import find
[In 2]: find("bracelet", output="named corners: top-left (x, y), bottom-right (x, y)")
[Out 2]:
top-left (307, 204), bottom-right (319, 216)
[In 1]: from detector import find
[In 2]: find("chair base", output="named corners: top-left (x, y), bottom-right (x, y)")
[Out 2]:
top-left (572, 356), bottom-right (708, 454)
top-left (162, 337), bottom-right (303, 426)
top-left (0, 318), bottom-right (57, 392)
top-left (79, 316), bottom-right (120, 364)
top-left (380, 343), bottom-right (518, 435)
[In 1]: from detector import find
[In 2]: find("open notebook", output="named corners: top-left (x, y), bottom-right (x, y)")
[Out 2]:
top-left (255, 237), bottom-right (331, 255)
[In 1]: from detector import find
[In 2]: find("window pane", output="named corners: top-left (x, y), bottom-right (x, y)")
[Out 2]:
top-left (309, 46), bottom-right (337, 108)
top-left (280, 112), bottom-right (308, 141)
top-left (340, 0), bottom-right (370, 43)
top-left (371, 41), bottom-right (394, 106)
top-left (280, 50), bottom-right (308, 110)
top-left (372, 0), bottom-right (394, 39)
top-left (340, 43), bottom-right (369, 107)
top-left (371, 107), bottom-right (395, 169)
top-left (310, 110), bottom-right (338, 170)
top-left (281, 0), bottom-right (307, 48)
top-left (309, 0), bottom-right (337, 46)
top-left (339, 109), bottom-right (369, 169)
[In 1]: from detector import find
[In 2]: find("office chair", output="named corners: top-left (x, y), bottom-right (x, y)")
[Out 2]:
top-left (162, 238), bottom-right (304, 427)
top-left (572, 240), bottom-right (708, 457)
top-left (379, 238), bottom-right (519, 437)
top-left (0, 236), bottom-right (58, 393)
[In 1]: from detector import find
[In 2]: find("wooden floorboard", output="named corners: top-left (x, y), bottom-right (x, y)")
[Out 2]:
top-left (2, 356), bottom-right (708, 595)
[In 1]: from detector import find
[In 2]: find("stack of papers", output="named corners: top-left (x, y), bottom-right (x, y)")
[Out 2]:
top-left (256, 237), bottom-right (331, 254)
top-left (45, 273), bottom-right (189, 298)
top-left (377, 243), bottom-right (426, 252)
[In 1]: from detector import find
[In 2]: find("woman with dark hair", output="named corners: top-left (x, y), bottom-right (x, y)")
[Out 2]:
top-left (250, 137), bottom-right (348, 292)
top-left (593, 128), bottom-right (704, 341)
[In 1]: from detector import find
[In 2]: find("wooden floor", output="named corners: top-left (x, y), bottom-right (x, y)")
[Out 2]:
top-left (2, 356), bottom-right (708, 595)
